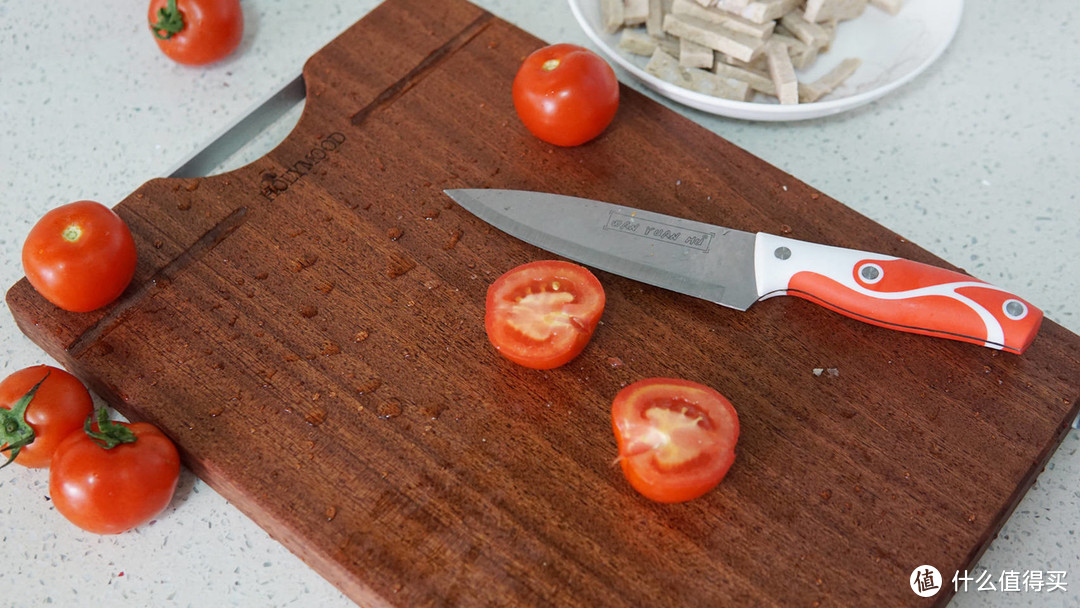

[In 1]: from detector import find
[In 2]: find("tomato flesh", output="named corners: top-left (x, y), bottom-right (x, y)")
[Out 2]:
top-left (612, 378), bottom-right (739, 503)
top-left (512, 43), bottom-right (620, 147)
top-left (485, 261), bottom-right (605, 369)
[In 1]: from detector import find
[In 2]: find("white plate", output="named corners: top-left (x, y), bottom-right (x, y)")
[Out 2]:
top-left (567, 0), bottom-right (963, 121)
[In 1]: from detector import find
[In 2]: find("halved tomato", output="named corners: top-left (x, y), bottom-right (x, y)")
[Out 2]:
top-left (485, 260), bottom-right (605, 369)
top-left (612, 378), bottom-right (739, 503)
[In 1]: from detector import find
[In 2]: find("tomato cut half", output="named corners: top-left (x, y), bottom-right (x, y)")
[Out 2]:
top-left (485, 260), bottom-right (605, 369)
top-left (612, 378), bottom-right (739, 503)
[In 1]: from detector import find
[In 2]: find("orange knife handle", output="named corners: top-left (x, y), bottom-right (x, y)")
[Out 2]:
top-left (753, 233), bottom-right (1043, 354)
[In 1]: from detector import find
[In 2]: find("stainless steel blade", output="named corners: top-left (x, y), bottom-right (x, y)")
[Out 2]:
top-left (168, 72), bottom-right (306, 178)
top-left (445, 189), bottom-right (760, 310)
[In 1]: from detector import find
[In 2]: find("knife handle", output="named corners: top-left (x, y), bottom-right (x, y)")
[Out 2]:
top-left (753, 233), bottom-right (1042, 354)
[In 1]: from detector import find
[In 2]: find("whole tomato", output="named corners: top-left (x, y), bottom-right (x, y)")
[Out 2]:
top-left (0, 366), bottom-right (94, 469)
top-left (22, 201), bottom-right (137, 313)
top-left (50, 411), bottom-right (180, 534)
top-left (512, 43), bottom-right (620, 147)
top-left (149, 0), bottom-right (244, 66)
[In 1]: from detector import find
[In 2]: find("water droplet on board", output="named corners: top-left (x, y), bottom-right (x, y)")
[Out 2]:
top-left (422, 208), bottom-right (440, 220)
top-left (321, 342), bottom-right (341, 356)
top-left (305, 408), bottom-right (327, 426)
top-left (421, 402), bottom-right (445, 420)
top-left (325, 506), bottom-right (337, 521)
top-left (291, 254), bottom-right (319, 272)
top-left (208, 406), bottom-right (225, 417)
top-left (606, 357), bottom-right (624, 368)
top-left (315, 281), bottom-right (335, 294)
top-left (386, 257), bottom-right (416, 278)
top-left (356, 378), bottom-right (382, 394)
top-left (354, 330), bottom-right (370, 343)
top-left (387, 227), bottom-right (404, 241)
top-left (443, 228), bottom-right (463, 250)
top-left (299, 305), bottom-right (318, 318)
top-left (177, 201), bottom-right (191, 211)
top-left (377, 400), bottom-right (402, 419)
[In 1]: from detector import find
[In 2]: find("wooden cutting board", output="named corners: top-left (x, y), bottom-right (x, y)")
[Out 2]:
top-left (8, 0), bottom-right (1080, 605)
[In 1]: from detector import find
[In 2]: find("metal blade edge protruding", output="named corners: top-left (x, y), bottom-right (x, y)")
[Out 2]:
top-left (445, 189), bottom-right (759, 311)
top-left (168, 72), bottom-right (306, 178)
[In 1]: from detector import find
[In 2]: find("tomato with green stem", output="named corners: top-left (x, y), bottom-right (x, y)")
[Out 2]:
top-left (612, 378), bottom-right (739, 503)
top-left (512, 43), bottom-right (620, 147)
top-left (149, 0), bottom-right (244, 66)
top-left (485, 260), bottom-right (606, 369)
top-left (50, 409), bottom-right (180, 534)
top-left (0, 366), bottom-right (94, 469)
top-left (23, 201), bottom-right (137, 313)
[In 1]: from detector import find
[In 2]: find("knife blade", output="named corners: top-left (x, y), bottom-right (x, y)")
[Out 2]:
top-left (168, 72), bottom-right (306, 178)
top-left (445, 188), bottom-right (1043, 354)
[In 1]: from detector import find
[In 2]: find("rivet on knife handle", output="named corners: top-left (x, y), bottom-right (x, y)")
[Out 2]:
top-left (753, 233), bottom-right (1043, 354)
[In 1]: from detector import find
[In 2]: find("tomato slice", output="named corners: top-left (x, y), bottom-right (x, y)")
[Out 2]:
top-left (612, 378), bottom-right (739, 503)
top-left (485, 260), bottom-right (605, 369)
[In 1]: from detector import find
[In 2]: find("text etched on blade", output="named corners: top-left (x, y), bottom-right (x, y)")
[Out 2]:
top-left (604, 211), bottom-right (712, 251)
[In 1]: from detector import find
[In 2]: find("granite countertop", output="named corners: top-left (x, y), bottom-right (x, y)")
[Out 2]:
top-left (1, 1), bottom-right (1076, 606)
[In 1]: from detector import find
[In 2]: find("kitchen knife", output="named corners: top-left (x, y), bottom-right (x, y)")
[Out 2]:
top-left (445, 189), bottom-right (1043, 354)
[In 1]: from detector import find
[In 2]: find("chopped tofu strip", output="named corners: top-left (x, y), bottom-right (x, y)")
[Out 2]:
top-left (740, 0), bottom-right (801, 24)
top-left (662, 13), bottom-right (765, 63)
top-left (646, 0), bottom-right (666, 37)
top-left (680, 38), bottom-right (715, 68)
top-left (645, 48), bottom-right (753, 100)
top-left (804, 0), bottom-right (868, 23)
top-left (799, 57), bottom-right (861, 102)
top-left (870, 0), bottom-right (903, 15)
top-left (624, 0), bottom-right (650, 26)
top-left (671, 0), bottom-right (776, 38)
top-left (713, 61), bottom-right (776, 95)
top-left (606, 0), bottom-right (897, 105)
top-left (601, 0), bottom-right (625, 33)
top-left (764, 40), bottom-right (798, 104)
top-left (779, 10), bottom-right (831, 47)
top-left (619, 28), bottom-right (660, 56)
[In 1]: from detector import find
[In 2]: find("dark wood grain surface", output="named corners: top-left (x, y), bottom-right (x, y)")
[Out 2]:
top-left (7, 0), bottom-right (1080, 605)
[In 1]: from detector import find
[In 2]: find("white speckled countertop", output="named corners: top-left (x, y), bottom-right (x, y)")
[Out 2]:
top-left (1, 1), bottom-right (1076, 606)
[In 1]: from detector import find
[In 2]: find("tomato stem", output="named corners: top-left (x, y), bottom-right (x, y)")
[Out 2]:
top-left (0, 373), bottom-right (49, 470)
top-left (150, 0), bottom-right (185, 40)
top-left (84, 408), bottom-right (137, 450)
top-left (62, 224), bottom-right (82, 243)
